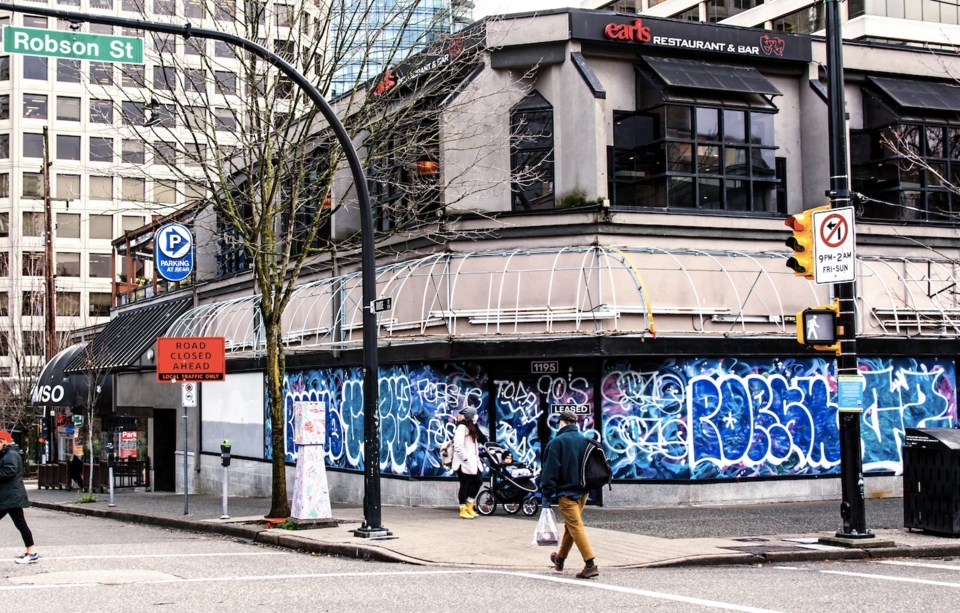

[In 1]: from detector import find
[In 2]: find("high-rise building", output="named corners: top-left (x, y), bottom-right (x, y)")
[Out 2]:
top-left (589, 0), bottom-right (960, 46)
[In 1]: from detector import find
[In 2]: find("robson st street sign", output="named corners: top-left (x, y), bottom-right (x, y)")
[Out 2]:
top-left (2, 26), bottom-right (144, 63)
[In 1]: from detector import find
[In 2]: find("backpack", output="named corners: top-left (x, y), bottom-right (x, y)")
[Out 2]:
top-left (439, 439), bottom-right (454, 468)
top-left (580, 438), bottom-right (612, 490)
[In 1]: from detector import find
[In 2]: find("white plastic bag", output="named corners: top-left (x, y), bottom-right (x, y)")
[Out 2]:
top-left (532, 507), bottom-right (559, 546)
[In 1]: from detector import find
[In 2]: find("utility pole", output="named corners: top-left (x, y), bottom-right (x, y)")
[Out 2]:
top-left (42, 126), bottom-right (56, 362)
top-left (825, 0), bottom-right (871, 539)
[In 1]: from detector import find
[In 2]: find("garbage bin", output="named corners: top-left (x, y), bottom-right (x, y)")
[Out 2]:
top-left (903, 428), bottom-right (960, 536)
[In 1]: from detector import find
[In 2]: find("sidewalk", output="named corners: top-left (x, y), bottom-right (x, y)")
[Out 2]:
top-left (27, 486), bottom-right (960, 569)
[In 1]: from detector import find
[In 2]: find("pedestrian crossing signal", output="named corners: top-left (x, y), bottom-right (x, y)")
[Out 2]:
top-left (785, 205), bottom-right (829, 279)
top-left (796, 300), bottom-right (840, 354)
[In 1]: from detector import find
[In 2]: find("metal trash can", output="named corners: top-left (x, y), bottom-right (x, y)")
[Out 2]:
top-left (903, 428), bottom-right (960, 536)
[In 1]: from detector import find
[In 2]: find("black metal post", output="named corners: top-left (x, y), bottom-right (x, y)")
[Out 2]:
top-left (0, 3), bottom-right (383, 532)
top-left (825, 0), bottom-right (870, 538)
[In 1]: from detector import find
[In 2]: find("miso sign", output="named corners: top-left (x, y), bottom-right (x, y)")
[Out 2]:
top-left (156, 337), bottom-right (226, 382)
top-left (3, 26), bottom-right (144, 64)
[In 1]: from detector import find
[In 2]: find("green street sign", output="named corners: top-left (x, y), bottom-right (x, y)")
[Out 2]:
top-left (3, 26), bottom-right (144, 64)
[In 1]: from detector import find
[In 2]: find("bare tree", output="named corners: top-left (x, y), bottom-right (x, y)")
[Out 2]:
top-left (74, 2), bottom-right (537, 517)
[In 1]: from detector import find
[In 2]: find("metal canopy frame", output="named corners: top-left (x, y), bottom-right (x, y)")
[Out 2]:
top-left (165, 247), bottom-right (960, 354)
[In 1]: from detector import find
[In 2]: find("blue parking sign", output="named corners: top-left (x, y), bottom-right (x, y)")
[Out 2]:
top-left (155, 223), bottom-right (194, 282)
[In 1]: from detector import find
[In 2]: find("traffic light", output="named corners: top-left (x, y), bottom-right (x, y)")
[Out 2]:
top-left (796, 299), bottom-right (840, 354)
top-left (784, 205), bottom-right (829, 279)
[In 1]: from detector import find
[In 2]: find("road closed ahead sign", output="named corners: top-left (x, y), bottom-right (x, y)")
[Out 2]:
top-left (156, 337), bottom-right (226, 382)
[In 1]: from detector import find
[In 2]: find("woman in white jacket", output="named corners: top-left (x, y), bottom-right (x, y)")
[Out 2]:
top-left (452, 407), bottom-right (483, 518)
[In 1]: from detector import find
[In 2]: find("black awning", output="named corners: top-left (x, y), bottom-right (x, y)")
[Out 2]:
top-left (868, 76), bottom-right (960, 112)
top-left (643, 56), bottom-right (781, 96)
top-left (63, 296), bottom-right (193, 373)
top-left (32, 343), bottom-right (87, 406)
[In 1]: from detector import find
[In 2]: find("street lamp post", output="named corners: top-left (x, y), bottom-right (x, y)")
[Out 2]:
top-left (0, 3), bottom-right (386, 534)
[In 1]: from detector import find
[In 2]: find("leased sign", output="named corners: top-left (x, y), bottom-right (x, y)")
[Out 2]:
top-left (156, 337), bottom-right (226, 382)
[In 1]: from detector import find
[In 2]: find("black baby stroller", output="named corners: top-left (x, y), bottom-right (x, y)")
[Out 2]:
top-left (475, 442), bottom-right (539, 516)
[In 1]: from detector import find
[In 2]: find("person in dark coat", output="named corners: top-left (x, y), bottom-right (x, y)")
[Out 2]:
top-left (0, 430), bottom-right (39, 564)
top-left (69, 453), bottom-right (85, 490)
top-left (540, 410), bottom-right (597, 579)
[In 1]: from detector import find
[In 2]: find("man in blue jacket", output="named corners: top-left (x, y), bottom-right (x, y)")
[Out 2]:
top-left (540, 410), bottom-right (598, 579)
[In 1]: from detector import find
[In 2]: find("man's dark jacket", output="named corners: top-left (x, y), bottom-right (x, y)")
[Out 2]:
top-left (0, 444), bottom-right (30, 510)
top-left (540, 424), bottom-right (589, 501)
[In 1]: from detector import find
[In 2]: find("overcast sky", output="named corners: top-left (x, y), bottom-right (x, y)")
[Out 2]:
top-left (471, 0), bottom-right (581, 19)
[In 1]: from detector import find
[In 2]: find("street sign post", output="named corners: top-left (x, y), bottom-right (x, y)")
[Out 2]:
top-left (2, 26), bottom-right (143, 63)
top-left (813, 206), bottom-right (855, 284)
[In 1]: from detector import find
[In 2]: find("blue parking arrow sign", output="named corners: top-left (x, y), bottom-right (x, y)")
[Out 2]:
top-left (155, 223), bottom-right (194, 282)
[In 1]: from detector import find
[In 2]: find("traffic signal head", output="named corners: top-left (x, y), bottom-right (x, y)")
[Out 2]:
top-left (796, 300), bottom-right (840, 354)
top-left (784, 205), bottom-right (829, 279)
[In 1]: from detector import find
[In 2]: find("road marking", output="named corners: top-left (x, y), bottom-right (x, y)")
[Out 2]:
top-left (816, 569), bottom-right (960, 589)
top-left (0, 551), bottom-right (289, 563)
top-left (506, 572), bottom-right (784, 612)
top-left (879, 560), bottom-right (960, 572)
top-left (0, 568), bottom-right (785, 610)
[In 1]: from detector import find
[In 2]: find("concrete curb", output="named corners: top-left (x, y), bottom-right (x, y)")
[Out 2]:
top-left (32, 501), bottom-right (416, 565)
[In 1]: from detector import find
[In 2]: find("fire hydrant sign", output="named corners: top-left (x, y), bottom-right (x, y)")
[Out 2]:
top-left (812, 206), bottom-right (855, 284)
top-left (156, 337), bottom-right (226, 382)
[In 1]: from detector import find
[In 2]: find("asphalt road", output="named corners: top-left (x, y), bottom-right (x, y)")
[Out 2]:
top-left (3, 505), bottom-right (959, 612)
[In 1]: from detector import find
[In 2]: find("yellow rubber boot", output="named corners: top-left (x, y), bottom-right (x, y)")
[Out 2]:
top-left (459, 504), bottom-right (474, 519)
top-left (465, 502), bottom-right (479, 518)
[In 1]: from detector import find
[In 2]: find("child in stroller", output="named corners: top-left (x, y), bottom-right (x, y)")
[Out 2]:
top-left (475, 442), bottom-right (539, 516)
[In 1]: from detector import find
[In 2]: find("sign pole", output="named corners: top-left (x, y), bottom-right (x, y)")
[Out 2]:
top-left (825, 0), bottom-right (871, 539)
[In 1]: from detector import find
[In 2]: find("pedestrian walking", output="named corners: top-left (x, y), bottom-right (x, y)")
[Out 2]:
top-left (0, 430), bottom-right (39, 564)
top-left (452, 407), bottom-right (483, 519)
top-left (540, 410), bottom-right (598, 579)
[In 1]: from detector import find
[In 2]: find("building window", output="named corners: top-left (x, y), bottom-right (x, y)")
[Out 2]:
top-left (0, 292), bottom-right (6, 317)
top-left (0, 173), bottom-right (8, 196)
top-left (122, 215), bottom-right (145, 232)
top-left (90, 62), bottom-right (113, 85)
top-left (57, 213), bottom-right (81, 239)
top-left (22, 330), bottom-right (43, 356)
top-left (215, 70), bottom-right (237, 95)
top-left (155, 141), bottom-right (177, 165)
top-left (89, 214), bottom-right (113, 239)
top-left (23, 57), bottom-right (47, 80)
top-left (89, 253), bottom-right (112, 278)
top-left (122, 139), bottom-right (145, 164)
top-left (57, 96), bottom-right (81, 121)
top-left (22, 292), bottom-right (44, 316)
top-left (185, 68), bottom-right (206, 93)
top-left (22, 251), bottom-right (44, 276)
top-left (122, 64), bottom-right (145, 88)
top-left (90, 99), bottom-right (113, 123)
top-left (57, 135), bottom-right (81, 160)
top-left (0, 212), bottom-right (6, 237)
top-left (57, 59), bottom-right (81, 83)
top-left (0, 56), bottom-right (9, 81)
top-left (57, 174), bottom-right (81, 200)
top-left (155, 179), bottom-right (177, 204)
top-left (23, 93), bottom-right (47, 119)
top-left (773, 3), bottom-right (825, 33)
top-left (215, 108), bottom-right (236, 130)
top-left (0, 135), bottom-right (7, 159)
top-left (90, 292), bottom-right (112, 316)
top-left (154, 65), bottom-right (175, 90)
top-left (154, 0), bottom-right (175, 15)
top-left (122, 101), bottom-right (145, 125)
top-left (23, 211), bottom-right (44, 236)
top-left (0, 95), bottom-right (7, 119)
top-left (90, 137), bottom-right (114, 162)
top-left (121, 177), bottom-right (145, 201)
top-left (57, 292), bottom-right (81, 317)
top-left (22, 173), bottom-right (43, 198)
top-left (609, 105), bottom-right (779, 212)
top-left (56, 252), bottom-right (81, 277)
top-left (217, 0), bottom-right (236, 20)
top-left (511, 91), bottom-right (555, 211)
top-left (185, 0), bottom-right (204, 18)
top-left (23, 133), bottom-right (44, 158)
top-left (90, 176), bottom-right (113, 199)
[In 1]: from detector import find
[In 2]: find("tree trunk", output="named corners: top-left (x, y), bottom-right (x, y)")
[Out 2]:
top-left (265, 324), bottom-right (290, 519)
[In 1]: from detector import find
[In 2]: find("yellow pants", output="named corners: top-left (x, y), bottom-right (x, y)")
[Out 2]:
top-left (557, 494), bottom-right (595, 562)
